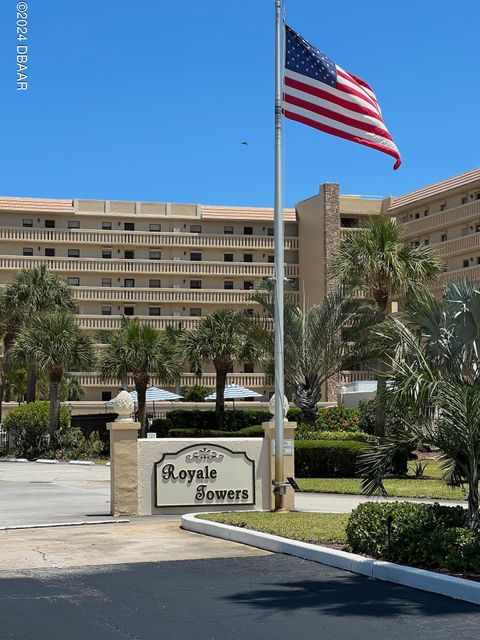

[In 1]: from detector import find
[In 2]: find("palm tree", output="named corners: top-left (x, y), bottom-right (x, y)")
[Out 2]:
top-left (12, 311), bottom-right (95, 437)
top-left (181, 309), bottom-right (266, 430)
top-left (99, 318), bottom-right (181, 437)
top-left (331, 217), bottom-right (443, 436)
top-left (252, 282), bottom-right (379, 422)
top-left (0, 265), bottom-right (79, 411)
top-left (361, 281), bottom-right (480, 529)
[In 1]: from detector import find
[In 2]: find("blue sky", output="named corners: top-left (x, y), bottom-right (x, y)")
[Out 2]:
top-left (0, 0), bottom-right (479, 207)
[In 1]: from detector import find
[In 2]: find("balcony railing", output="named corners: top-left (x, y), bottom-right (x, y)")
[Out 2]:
top-left (434, 232), bottom-right (480, 258)
top-left (0, 255), bottom-right (299, 278)
top-left (439, 263), bottom-right (480, 286)
top-left (340, 371), bottom-right (375, 384)
top-left (72, 286), bottom-right (300, 305)
top-left (78, 314), bottom-right (274, 331)
top-left (0, 227), bottom-right (298, 250)
top-left (72, 371), bottom-right (270, 390)
top-left (400, 199), bottom-right (480, 237)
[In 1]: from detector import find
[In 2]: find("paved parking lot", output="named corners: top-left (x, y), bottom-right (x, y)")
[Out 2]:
top-left (0, 462), bottom-right (111, 527)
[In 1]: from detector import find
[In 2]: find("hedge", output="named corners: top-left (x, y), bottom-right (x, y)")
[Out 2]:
top-left (294, 440), bottom-right (366, 478)
top-left (315, 406), bottom-right (361, 432)
top-left (346, 502), bottom-right (480, 571)
top-left (151, 407), bottom-right (301, 435)
top-left (168, 426), bottom-right (264, 438)
top-left (296, 426), bottom-right (373, 443)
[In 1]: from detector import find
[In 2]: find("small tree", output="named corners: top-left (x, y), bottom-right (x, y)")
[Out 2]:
top-left (12, 312), bottom-right (95, 437)
top-left (99, 318), bottom-right (181, 437)
top-left (181, 309), bottom-right (266, 430)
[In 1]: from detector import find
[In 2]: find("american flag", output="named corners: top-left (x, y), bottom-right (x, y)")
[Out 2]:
top-left (283, 25), bottom-right (401, 170)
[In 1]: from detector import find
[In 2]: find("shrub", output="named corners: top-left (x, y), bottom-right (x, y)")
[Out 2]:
top-left (150, 418), bottom-right (171, 437)
top-left (180, 385), bottom-right (211, 402)
top-left (294, 440), bottom-right (366, 478)
top-left (295, 425), bottom-right (373, 442)
top-left (3, 401), bottom-right (70, 459)
top-left (156, 408), bottom-right (273, 433)
top-left (287, 406), bottom-right (302, 422)
top-left (442, 527), bottom-right (480, 573)
top-left (49, 427), bottom-right (105, 460)
top-left (315, 406), bottom-right (361, 432)
top-left (167, 426), bottom-right (264, 438)
top-left (346, 502), bottom-right (468, 568)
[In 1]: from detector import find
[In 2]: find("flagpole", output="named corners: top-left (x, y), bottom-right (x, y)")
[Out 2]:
top-left (273, 0), bottom-right (286, 511)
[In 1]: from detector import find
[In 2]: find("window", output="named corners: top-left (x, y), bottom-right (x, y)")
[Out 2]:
top-left (461, 227), bottom-right (469, 237)
top-left (149, 307), bottom-right (161, 316)
top-left (149, 250), bottom-right (161, 260)
top-left (22, 247), bottom-right (33, 256)
top-left (476, 225), bottom-right (480, 233)
top-left (224, 280), bottom-right (234, 290)
top-left (190, 224), bottom-right (202, 234)
top-left (101, 306), bottom-right (112, 316)
top-left (462, 196), bottom-right (468, 205)
top-left (244, 363), bottom-right (254, 373)
top-left (101, 278), bottom-right (112, 287)
top-left (45, 220), bottom-right (55, 228)
top-left (45, 248), bottom-right (55, 257)
top-left (224, 253), bottom-right (233, 262)
top-left (243, 281), bottom-right (254, 290)
top-left (102, 221), bottom-right (112, 230)
top-left (102, 249), bottom-right (112, 259)
top-left (243, 226), bottom-right (253, 235)
top-left (267, 255), bottom-right (274, 263)
top-left (476, 193), bottom-right (480, 201)
top-left (463, 259), bottom-right (470, 269)
top-left (190, 252), bottom-right (202, 261)
top-left (424, 239), bottom-right (430, 245)
top-left (441, 234), bottom-right (447, 242)
top-left (440, 203), bottom-right (447, 212)
top-left (149, 223), bottom-right (161, 232)
top-left (149, 279), bottom-right (161, 288)
top-left (424, 209), bottom-right (429, 216)
top-left (224, 226), bottom-right (234, 235)
top-left (68, 249), bottom-right (80, 258)
top-left (267, 227), bottom-right (274, 236)
top-left (190, 280), bottom-right (202, 289)
top-left (340, 217), bottom-right (359, 228)
top-left (124, 250), bottom-right (134, 260)
top-left (68, 220), bottom-right (80, 229)
top-left (124, 307), bottom-right (134, 316)
top-left (414, 213), bottom-right (420, 220)
top-left (124, 279), bottom-right (135, 288)
top-left (124, 222), bottom-right (135, 231)
top-left (190, 308), bottom-right (202, 316)
top-left (67, 277), bottom-right (80, 286)
top-left (243, 254), bottom-right (253, 263)
top-left (102, 391), bottom-right (112, 401)
top-left (23, 219), bottom-right (33, 227)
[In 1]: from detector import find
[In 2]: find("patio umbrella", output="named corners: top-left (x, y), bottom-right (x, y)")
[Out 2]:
top-left (205, 383), bottom-right (262, 408)
top-left (129, 387), bottom-right (183, 402)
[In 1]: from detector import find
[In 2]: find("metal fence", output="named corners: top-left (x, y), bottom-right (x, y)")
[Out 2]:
top-left (0, 429), bottom-right (9, 453)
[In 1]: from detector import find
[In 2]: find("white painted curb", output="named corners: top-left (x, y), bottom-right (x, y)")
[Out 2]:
top-left (0, 519), bottom-right (130, 531)
top-left (35, 459), bottom-right (59, 464)
top-left (181, 513), bottom-right (480, 606)
top-left (68, 460), bottom-right (95, 466)
top-left (6, 458), bottom-right (28, 463)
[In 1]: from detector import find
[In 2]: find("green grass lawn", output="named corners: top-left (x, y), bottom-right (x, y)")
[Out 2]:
top-left (197, 511), bottom-right (348, 545)
top-left (297, 460), bottom-right (466, 501)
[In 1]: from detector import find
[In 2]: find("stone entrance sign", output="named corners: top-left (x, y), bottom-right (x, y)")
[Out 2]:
top-left (155, 444), bottom-right (255, 507)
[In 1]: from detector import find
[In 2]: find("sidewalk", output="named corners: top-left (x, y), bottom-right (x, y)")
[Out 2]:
top-left (295, 492), bottom-right (466, 513)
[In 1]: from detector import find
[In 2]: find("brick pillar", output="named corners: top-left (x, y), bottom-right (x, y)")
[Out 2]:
top-left (262, 421), bottom-right (297, 511)
top-left (321, 182), bottom-right (341, 295)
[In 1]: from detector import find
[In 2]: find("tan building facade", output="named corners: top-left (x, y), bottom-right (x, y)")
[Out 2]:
top-left (2, 168), bottom-right (478, 403)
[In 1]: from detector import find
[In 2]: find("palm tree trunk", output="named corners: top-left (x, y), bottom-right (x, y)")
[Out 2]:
top-left (137, 382), bottom-right (148, 438)
top-left (375, 364), bottom-right (387, 437)
top-left (26, 362), bottom-right (36, 403)
top-left (468, 476), bottom-right (480, 530)
top-left (215, 368), bottom-right (228, 430)
top-left (0, 376), bottom-right (4, 423)
top-left (49, 375), bottom-right (61, 438)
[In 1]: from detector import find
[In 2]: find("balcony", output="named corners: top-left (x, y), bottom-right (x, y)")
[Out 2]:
top-left (78, 314), bottom-right (274, 331)
top-left (433, 232), bottom-right (480, 258)
top-left (399, 199), bottom-right (480, 237)
top-left (0, 227), bottom-right (298, 251)
top-left (72, 286), bottom-right (300, 305)
top-left (439, 263), bottom-right (480, 286)
top-left (0, 255), bottom-right (299, 278)
top-left (72, 371), bottom-right (270, 391)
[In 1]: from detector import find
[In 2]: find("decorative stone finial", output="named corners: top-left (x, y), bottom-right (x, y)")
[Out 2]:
top-left (113, 390), bottom-right (134, 421)
top-left (269, 394), bottom-right (289, 422)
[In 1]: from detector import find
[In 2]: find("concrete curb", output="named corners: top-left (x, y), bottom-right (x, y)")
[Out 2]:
top-left (181, 513), bottom-right (480, 606)
top-left (0, 519), bottom-right (130, 531)
top-left (68, 460), bottom-right (95, 466)
top-left (35, 459), bottom-right (59, 464)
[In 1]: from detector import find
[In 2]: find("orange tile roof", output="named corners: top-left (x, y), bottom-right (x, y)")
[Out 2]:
top-left (389, 168), bottom-right (480, 211)
top-left (0, 196), bottom-right (74, 213)
top-left (201, 205), bottom-right (297, 222)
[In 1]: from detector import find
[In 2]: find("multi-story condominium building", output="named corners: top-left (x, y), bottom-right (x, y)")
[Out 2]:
top-left (1, 167), bottom-right (478, 403)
